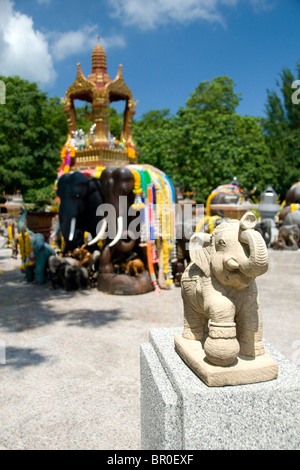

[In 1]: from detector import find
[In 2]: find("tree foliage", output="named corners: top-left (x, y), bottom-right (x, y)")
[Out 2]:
top-left (1, 66), bottom-right (298, 208)
top-left (262, 62), bottom-right (300, 199)
top-left (0, 76), bottom-right (67, 203)
top-left (133, 76), bottom-right (272, 203)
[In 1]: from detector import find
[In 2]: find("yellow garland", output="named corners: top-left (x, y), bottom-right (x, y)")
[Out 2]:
top-left (94, 166), bottom-right (105, 178)
top-left (195, 215), bottom-right (221, 234)
top-left (127, 147), bottom-right (136, 159)
top-left (195, 216), bottom-right (210, 233)
top-left (208, 215), bottom-right (221, 233)
top-left (61, 140), bottom-right (76, 174)
top-left (8, 225), bottom-right (13, 242)
top-left (61, 236), bottom-right (65, 254)
top-left (131, 170), bottom-right (142, 194)
top-left (18, 232), bottom-right (34, 268)
top-left (151, 172), bottom-right (173, 284)
top-left (206, 191), bottom-right (219, 217)
top-left (131, 169), bottom-right (144, 210)
top-left (291, 203), bottom-right (300, 212)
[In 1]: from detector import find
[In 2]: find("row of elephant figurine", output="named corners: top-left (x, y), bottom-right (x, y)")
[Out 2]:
top-left (57, 165), bottom-right (178, 294)
top-left (16, 170), bottom-right (300, 291)
top-left (254, 205), bottom-right (300, 251)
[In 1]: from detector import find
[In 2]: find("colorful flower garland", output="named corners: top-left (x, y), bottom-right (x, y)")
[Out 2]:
top-left (128, 164), bottom-right (176, 290)
top-left (61, 139), bottom-right (76, 174)
top-left (18, 232), bottom-right (35, 269)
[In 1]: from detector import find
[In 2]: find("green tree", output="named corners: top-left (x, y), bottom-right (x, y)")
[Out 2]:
top-left (133, 109), bottom-right (177, 177)
top-left (263, 62), bottom-right (300, 199)
top-left (133, 77), bottom-right (272, 204)
top-left (0, 76), bottom-right (68, 204)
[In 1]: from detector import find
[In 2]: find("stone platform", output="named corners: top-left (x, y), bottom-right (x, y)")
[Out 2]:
top-left (140, 327), bottom-right (300, 450)
top-left (174, 333), bottom-right (278, 387)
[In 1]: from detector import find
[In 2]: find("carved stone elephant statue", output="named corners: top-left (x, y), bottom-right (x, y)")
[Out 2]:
top-left (272, 210), bottom-right (300, 250)
top-left (181, 211), bottom-right (268, 367)
top-left (272, 224), bottom-right (300, 250)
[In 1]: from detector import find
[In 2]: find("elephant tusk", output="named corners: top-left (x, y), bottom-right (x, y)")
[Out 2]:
top-left (226, 258), bottom-right (239, 271)
top-left (88, 219), bottom-right (108, 246)
top-left (69, 217), bottom-right (76, 241)
top-left (109, 216), bottom-right (123, 248)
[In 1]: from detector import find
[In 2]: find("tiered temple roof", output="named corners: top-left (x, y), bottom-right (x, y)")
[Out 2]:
top-left (61, 40), bottom-right (138, 170)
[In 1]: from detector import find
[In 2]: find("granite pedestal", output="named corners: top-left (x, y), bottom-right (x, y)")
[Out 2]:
top-left (140, 327), bottom-right (300, 450)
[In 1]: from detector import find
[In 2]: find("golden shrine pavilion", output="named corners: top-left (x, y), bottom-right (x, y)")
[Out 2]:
top-left (59, 40), bottom-right (138, 175)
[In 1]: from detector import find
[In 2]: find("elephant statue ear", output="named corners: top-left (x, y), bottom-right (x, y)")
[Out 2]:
top-left (189, 232), bottom-right (212, 277)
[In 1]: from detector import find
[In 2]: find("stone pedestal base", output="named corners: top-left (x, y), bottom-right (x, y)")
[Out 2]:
top-left (174, 334), bottom-right (278, 387)
top-left (140, 327), bottom-right (300, 450)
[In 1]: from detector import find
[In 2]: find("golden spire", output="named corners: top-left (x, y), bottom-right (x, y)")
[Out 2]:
top-left (92, 42), bottom-right (107, 71)
top-left (88, 39), bottom-right (111, 90)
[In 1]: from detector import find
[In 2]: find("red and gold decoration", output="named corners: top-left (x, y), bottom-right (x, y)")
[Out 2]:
top-left (58, 40), bottom-right (139, 175)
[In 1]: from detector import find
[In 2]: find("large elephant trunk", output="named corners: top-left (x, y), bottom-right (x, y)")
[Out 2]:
top-left (239, 226), bottom-right (268, 277)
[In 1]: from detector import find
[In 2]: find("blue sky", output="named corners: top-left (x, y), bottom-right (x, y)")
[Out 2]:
top-left (0, 0), bottom-right (299, 119)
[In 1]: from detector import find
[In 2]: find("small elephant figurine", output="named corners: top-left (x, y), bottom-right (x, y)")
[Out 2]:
top-left (181, 211), bottom-right (268, 367)
top-left (126, 258), bottom-right (145, 277)
top-left (275, 224), bottom-right (300, 250)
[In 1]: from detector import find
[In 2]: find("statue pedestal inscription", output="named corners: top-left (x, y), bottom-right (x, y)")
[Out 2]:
top-left (140, 328), bottom-right (300, 450)
top-left (174, 334), bottom-right (278, 387)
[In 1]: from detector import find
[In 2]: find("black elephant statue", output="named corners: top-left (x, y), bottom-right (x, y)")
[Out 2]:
top-left (57, 171), bottom-right (104, 253)
top-left (57, 165), bottom-right (176, 295)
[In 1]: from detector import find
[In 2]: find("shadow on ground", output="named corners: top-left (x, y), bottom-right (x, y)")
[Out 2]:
top-left (4, 346), bottom-right (48, 369)
top-left (0, 271), bottom-right (122, 333)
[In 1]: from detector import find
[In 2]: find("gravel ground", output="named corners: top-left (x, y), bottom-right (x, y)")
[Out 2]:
top-left (0, 247), bottom-right (299, 450)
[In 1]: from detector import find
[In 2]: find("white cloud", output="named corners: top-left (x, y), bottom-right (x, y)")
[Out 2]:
top-left (0, 1), bottom-right (126, 86)
top-left (51, 26), bottom-right (126, 61)
top-left (108, 0), bottom-right (272, 30)
top-left (0, 0), bottom-right (56, 84)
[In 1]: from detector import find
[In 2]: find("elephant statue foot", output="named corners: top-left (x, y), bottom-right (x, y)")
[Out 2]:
top-left (204, 322), bottom-right (240, 367)
top-left (175, 212), bottom-right (279, 386)
top-left (97, 270), bottom-right (153, 295)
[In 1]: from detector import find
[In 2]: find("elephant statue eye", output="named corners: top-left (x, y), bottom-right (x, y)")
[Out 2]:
top-left (218, 239), bottom-right (226, 247)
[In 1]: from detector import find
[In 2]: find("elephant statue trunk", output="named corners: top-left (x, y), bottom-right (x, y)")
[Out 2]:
top-left (238, 213), bottom-right (268, 278)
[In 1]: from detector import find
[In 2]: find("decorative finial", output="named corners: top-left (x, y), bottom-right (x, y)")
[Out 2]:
top-left (97, 35), bottom-right (100, 44)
